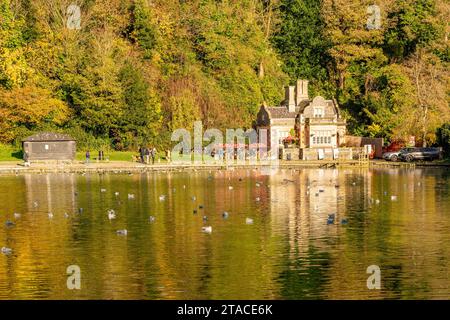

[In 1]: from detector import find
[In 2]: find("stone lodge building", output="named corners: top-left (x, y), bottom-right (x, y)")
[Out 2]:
top-left (256, 80), bottom-right (346, 151)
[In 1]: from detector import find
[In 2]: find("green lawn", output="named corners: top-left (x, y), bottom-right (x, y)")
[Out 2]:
top-left (75, 151), bottom-right (169, 162)
top-left (75, 151), bottom-right (137, 162)
top-left (0, 144), bottom-right (22, 161)
top-left (0, 146), bottom-right (166, 163)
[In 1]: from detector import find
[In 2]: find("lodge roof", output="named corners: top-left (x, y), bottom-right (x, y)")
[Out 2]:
top-left (22, 132), bottom-right (76, 142)
top-left (264, 99), bottom-right (339, 120)
top-left (266, 106), bottom-right (299, 119)
top-left (265, 100), bottom-right (311, 119)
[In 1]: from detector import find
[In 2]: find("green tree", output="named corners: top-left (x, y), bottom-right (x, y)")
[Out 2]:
top-left (0, 0), bottom-right (32, 88)
top-left (436, 123), bottom-right (450, 157)
top-left (117, 62), bottom-right (163, 149)
top-left (128, 0), bottom-right (157, 59)
top-left (384, 0), bottom-right (441, 61)
top-left (272, 0), bottom-right (331, 94)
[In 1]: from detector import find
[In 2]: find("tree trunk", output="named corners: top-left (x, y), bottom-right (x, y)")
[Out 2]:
top-left (259, 60), bottom-right (264, 79)
top-left (422, 104), bottom-right (428, 147)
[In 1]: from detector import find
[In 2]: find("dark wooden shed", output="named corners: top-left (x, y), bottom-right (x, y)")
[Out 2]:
top-left (22, 132), bottom-right (76, 161)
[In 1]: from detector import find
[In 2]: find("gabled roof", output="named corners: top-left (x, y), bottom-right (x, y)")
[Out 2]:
top-left (262, 96), bottom-right (342, 120)
top-left (265, 100), bottom-right (311, 119)
top-left (22, 132), bottom-right (75, 142)
top-left (266, 106), bottom-right (299, 119)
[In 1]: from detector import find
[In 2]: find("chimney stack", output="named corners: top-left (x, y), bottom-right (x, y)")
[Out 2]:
top-left (296, 79), bottom-right (309, 104)
top-left (285, 86), bottom-right (296, 113)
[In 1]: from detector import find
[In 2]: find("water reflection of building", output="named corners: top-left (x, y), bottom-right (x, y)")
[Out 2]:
top-left (268, 169), bottom-right (354, 257)
top-left (24, 174), bottom-right (77, 214)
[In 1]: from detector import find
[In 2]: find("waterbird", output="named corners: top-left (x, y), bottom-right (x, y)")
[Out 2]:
top-left (246, 218), bottom-right (254, 225)
top-left (64, 213), bottom-right (69, 218)
top-left (315, 192), bottom-right (319, 197)
top-left (191, 196), bottom-right (196, 201)
top-left (149, 216), bottom-right (156, 223)
top-left (318, 188), bottom-right (325, 193)
top-left (114, 192), bottom-right (120, 196)
top-left (116, 229), bottom-right (128, 236)
top-left (100, 188), bottom-right (106, 193)
top-left (375, 199), bottom-right (380, 204)
top-left (159, 195), bottom-right (166, 201)
top-left (107, 210), bottom-right (116, 220)
top-left (13, 213), bottom-right (21, 219)
top-left (202, 226), bottom-right (212, 234)
top-left (33, 201), bottom-right (39, 208)
top-left (390, 195), bottom-right (397, 201)
top-left (255, 197), bottom-right (260, 201)
top-left (222, 212), bottom-right (229, 219)
top-left (193, 209), bottom-right (198, 214)
top-left (5, 220), bottom-right (15, 227)
top-left (203, 216), bottom-right (208, 221)
top-left (199, 205), bottom-right (204, 209)
top-left (256, 182), bottom-right (261, 187)
top-left (327, 214), bottom-right (335, 225)
top-left (1, 247), bottom-right (12, 255)
top-left (128, 194), bottom-right (135, 200)
top-left (341, 218), bottom-right (348, 225)
top-left (48, 212), bottom-right (54, 219)
top-left (228, 186), bottom-right (233, 190)
top-left (78, 208), bottom-right (83, 214)
top-left (352, 182), bottom-right (356, 186)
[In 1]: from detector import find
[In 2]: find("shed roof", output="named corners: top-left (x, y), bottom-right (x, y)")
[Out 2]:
top-left (22, 132), bottom-right (75, 142)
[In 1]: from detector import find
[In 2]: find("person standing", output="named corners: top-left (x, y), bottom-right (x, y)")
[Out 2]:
top-left (151, 147), bottom-right (157, 164)
top-left (145, 147), bottom-right (150, 164)
top-left (85, 150), bottom-right (90, 164)
top-left (139, 146), bottom-right (145, 163)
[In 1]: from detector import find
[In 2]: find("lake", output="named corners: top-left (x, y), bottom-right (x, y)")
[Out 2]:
top-left (0, 167), bottom-right (449, 299)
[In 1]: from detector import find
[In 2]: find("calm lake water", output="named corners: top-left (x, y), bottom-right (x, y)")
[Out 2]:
top-left (0, 168), bottom-right (449, 299)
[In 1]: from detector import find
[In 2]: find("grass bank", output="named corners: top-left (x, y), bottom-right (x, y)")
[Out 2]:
top-left (0, 144), bottom-right (22, 161)
top-left (0, 145), bottom-right (159, 163)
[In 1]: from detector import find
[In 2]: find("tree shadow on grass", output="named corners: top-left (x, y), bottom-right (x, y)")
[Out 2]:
top-left (11, 150), bottom-right (23, 160)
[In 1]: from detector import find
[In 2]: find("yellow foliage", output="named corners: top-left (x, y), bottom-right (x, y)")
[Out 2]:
top-left (0, 86), bottom-right (70, 143)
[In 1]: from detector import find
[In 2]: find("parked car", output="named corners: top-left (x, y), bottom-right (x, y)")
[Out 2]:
top-left (398, 147), bottom-right (442, 162)
top-left (382, 149), bottom-right (406, 162)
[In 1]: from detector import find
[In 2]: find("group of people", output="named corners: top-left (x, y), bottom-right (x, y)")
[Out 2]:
top-left (139, 146), bottom-right (157, 164)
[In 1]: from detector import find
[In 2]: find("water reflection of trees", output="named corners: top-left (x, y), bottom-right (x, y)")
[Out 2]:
top-left (0, 168), bottom-right (448, 299)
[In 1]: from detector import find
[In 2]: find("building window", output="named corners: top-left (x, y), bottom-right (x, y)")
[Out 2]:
top-left (311, 131), bottom-right (334, 145)
top-left (314, 107), bottom-right (324, 118)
